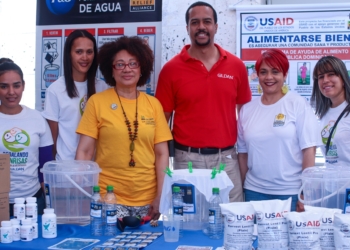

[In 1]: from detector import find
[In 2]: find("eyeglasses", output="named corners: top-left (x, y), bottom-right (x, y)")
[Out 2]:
top-left (113, 62), bottom-right (140, 70)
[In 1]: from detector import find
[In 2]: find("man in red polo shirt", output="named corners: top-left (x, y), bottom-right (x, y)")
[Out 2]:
top-left (155, 1), bottom-right (251, 201)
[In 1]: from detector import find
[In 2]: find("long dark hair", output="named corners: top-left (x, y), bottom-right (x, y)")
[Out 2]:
top-left (63, 30), bottom-right (98, 99)
top-left (311, 56), bottom-right (350, 119)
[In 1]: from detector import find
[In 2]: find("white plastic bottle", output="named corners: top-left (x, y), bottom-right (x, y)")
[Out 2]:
top-left (208, 187), bottom-right (223, 239)
top-left (42, 208), bottom-right (57, 238)
top-left (20, 219), bottom-right (33, 242)
top-left (1, 221), bottom-right (13, 243)
top-left (10, 219), bottom-right (20, 241)
top-left (25, 197), bottom-right (38, 223)
top-left (13, 197), bottom-right (26, 220)
top-left (172, 186), bottom-right (184, 237)
top-left (104, 185), bottom-right (117, 236)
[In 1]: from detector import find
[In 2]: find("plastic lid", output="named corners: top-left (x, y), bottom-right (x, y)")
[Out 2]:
top-left (14, 198), bottom-right (25, 204)
top-left (106, 185), bottom-right (114, 191)
top-left (212, 187), bottom-right (220, 194)
top-left (1, 221), bottom-right (12, 227)
top-left (173, 186), bottom-right (180, 193)
top-left (93, 186), bottom-right (100, 192)
top-left (44, 208), bottom-right (55, 214)
top-left (26, 197), bottom-right (37, 203)
top-left (40, 160), bottom-right (101, 175)
top-left (21, 219), bottom-right (32, 225)
top-left (301, 166), bottom-right (350, 180)
top-left (10, 219), bottom-right (20, 225)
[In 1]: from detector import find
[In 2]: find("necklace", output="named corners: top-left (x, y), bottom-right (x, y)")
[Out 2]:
top-left (116, 89), bottom-right (138, 167)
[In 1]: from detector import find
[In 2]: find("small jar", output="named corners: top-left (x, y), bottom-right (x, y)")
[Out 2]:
top-left (10, 219), bottom-right (20, 241)
top-left (14, 198), bottom-right (26, 220)
top-left (1, 221), bottom-right (13, 243)
top-left (25, 197), bottom-right (38, 223)
top-left (20, 219), bottom-right (33, 241)
top-left (42, 208), bottom-right (57, 238)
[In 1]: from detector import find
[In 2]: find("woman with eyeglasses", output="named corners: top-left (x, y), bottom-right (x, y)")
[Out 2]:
top-left (75, 36), bottom-right (172, 221)
top-left (42, 30), bottom-right (109, 160)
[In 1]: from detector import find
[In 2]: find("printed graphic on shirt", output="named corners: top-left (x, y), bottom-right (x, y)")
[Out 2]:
top-left (273, 113), bottom-right (286, 127)
top-left (321, 120), bottom-right (338, 163)
top-left (80, 95), bottom-right (88, 115)
top-left (140, 115), bottom-right (155, 125)
top-left (2, 127), bottom-right (30, 152)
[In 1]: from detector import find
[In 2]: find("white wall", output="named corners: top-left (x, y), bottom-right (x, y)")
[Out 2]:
top-left (0, 0), bottom-right (263, 109)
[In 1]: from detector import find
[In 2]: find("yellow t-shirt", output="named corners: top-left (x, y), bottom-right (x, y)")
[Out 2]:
top-left (77, 89), bottom-right (172, 206)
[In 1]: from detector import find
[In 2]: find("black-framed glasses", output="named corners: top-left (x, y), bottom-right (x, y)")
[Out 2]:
top-left (113, 62), bottom-right (140, 70)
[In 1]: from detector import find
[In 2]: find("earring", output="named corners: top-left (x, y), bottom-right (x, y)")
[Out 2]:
top-left (257, 84), bottom-right (262, 94)
top-left (140, 74), bottom-right (142, 77)
top-left (282, 84), bottom-right (289, 94)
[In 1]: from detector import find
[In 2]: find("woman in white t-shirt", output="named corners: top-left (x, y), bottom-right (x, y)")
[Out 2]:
top-left (42, 30), bottom-right (108, 160)
top-left (311, 56), bottom-right (350, 166)
top-left (237, 49), bottom-right (320, 211)
top-left (0, 62), bottom-right (53, 216)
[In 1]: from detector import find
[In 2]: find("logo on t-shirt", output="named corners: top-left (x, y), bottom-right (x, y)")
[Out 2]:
top-left (2, 127), bottom-right (30, 152)
top-left (141, 116), bottom-right (155, 125)
top-left (321, 120), bottom-right (338, 163)
top-left (273, 113), bottom-right (286, 127)
top-left (80, 95), bottom-right (88, 115)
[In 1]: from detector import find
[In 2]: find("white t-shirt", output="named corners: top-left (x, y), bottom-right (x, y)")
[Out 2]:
top-left (42, 76), bottom-right (109, 160)
top-left (0, 106), bottom-right (53, 203)
top-left (237, 91), bottom-right (321, 195)
top-left (319, 101), bottom-right (350, 167)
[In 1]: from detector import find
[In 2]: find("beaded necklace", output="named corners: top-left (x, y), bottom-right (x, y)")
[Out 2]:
top-left (116, 89), bottom-right (138, 167)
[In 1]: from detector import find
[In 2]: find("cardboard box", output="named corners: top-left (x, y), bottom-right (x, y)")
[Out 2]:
top-left (0, 154), bottom-right (10, 222)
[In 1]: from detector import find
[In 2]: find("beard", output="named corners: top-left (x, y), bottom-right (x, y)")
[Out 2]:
top-left (194, 30), bottom-right (211, 46)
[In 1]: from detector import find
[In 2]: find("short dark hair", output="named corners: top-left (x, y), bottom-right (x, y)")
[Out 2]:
top-left (311, 56), bottom-right (350, 119)
top-left (98, 36), bottom-right (154, 87)
top-left (0, 58), bottom-right (14, 64)
top-left (63, 30), bottom-right (98, 99)
top-left (0, 62), bottom-right (24, 82)
top-left (185, 1), bottom-right (217, 25)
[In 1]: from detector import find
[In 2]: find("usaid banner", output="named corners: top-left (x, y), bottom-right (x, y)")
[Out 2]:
top-left (35, 0), bottom-right (162, 110)
top-left (236, 3), bottom-right (350, 100)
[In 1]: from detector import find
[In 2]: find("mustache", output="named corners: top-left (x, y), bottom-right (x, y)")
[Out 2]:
top-left (195, 29), bottom-right (209, 36)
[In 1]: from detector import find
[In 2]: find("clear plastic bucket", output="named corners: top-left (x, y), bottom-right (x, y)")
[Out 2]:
top-left (40, 160), bottom-right (101, 225)
top-left (299, 166), bottom-right (350, 210)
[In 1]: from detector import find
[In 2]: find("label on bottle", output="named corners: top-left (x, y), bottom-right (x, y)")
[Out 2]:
top-left (173, 206), bottom-right (183, 216)
top-left (209, 209), bottom-right (216, 224)
top-left (90, 203), bottom-right (102, 218)
top-left (106, 209), bottom-right (117, 224)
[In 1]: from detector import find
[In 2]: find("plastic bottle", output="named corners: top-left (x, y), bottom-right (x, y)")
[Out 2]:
top-left (90, 185), bottom-right (104, 236)
top-left (172, 186), bottom-right (184, 237)
top-left (13, 198), bottom-right (26, 220)
top-left (1, 221), bottom-right (13, 243)
top-left (208, 187), bottom-right (223, 239)
top-left (25, 197), bottom-right (38, 223)
top-left (20, 218), bottom-right (33, 242)
top-left (42, 208), bottom-right (57, 238)
top-left (104, 185), bottom-right (117, 236)
top-left (10, 219), bottom-right (20, 241)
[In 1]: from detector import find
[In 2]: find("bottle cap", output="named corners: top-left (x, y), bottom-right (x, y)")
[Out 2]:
top-left (14, 197), bottom-right (25, 204)
top-left (44, 208), bottom-right (55, 214)
top-left (26, 197), bottom-right (37, 203)
top-left (21, 219), bottom-right (32, 225)
top-left (172, 186), bottom-right (180, 193)
top-left (1, 221), bottom-right (12, 227)
top-left (10, 219), bottom-right (20, 225)
top-left (212, 187), bottom-right (220, 194)
top-left (93, 186), bottom-right (100, 192)
top-left (106, 185), bottom-right (114, 191)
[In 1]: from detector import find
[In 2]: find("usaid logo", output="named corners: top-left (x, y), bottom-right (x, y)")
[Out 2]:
top-left (46, 0), bottom-right (75, 15)
top-left (244, 16), bottom-right (258, 31)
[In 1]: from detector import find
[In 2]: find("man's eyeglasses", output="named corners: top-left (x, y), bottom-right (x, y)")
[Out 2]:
top-left (113, 62), bottom-right (140, 70)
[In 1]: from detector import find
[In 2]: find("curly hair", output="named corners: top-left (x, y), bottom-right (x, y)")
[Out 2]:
top-left (98, 36), bottom-right (154, 87)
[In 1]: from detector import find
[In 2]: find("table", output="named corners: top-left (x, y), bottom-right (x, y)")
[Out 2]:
top-left (0, 221), bottom-right (226, 250)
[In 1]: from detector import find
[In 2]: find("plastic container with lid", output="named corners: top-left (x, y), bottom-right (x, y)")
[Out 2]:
top-left (14, 198), bottom-right (25, 220)
top-left (40, 160), bottom-right (101, 225)
top-left (25, 197), bottom-right (37, 223)
top-left (20, 219), bottom-right (33, 242)
top-left (1, 221), bottom-right (13, 243)
top-left (42, 208), bottom-right (57, 238)
top-left (299, 166), bottom-right (350, 209)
